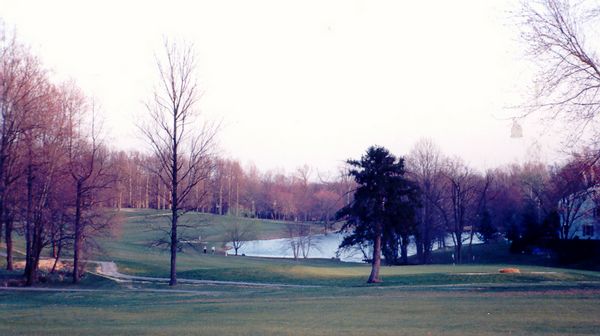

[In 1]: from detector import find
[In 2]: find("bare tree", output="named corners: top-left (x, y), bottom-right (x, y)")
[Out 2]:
top-left (63, 85), bottom-right (114, 283)
top-left (520, 0), bottom-right (600, 143)
top-left (436, 158), bottom-right (480, 264)
top-left (140, 40), bottom-right (217, 286)
top-left (285, 222), bottom-right (315, 259)
top-left (548, 158), bottom-right (597, 239)
top-left (225, 222), bottom-right (256, 256)
top-left (407, 138), bottom-right (446, 264)
top-left (294, 164), bottom-right (313, 222)
top-left (22, 81), bottom-right (70, 285)
top-left (0, 26), bottom-right (46, 270)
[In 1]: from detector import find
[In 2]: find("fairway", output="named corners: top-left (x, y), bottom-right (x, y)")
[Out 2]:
top-left (2, 209), bottom-right (600, 335)
top-left (2, 283), bottom-right (600, 335)
top-left (4, 1), bottom-right (600, 334)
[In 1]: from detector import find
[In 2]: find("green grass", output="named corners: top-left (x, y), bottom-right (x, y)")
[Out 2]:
top-left (2, 284), bottom-right (600, 335)
top-left (2, 209), bottom-right (600, 335)
top-left (100, 209), bottom-right (324, 274)
top-left (96, 209), bottom-right (600, 287)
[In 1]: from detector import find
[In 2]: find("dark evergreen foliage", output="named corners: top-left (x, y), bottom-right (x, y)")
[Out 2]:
top-left (336, 146), bottom-right (420, 281)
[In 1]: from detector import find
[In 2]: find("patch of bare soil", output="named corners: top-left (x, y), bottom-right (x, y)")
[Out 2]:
top-left (13, 259), bottom-right (67, 272)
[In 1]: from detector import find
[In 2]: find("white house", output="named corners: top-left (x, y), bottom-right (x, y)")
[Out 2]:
top-left (559, 190), bottom-right (600, 240)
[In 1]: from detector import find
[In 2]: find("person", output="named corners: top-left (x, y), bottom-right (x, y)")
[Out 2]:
top-left (203, 246), bottom-right (207, 254)
top-left (211, 246), bottom-right (215, 254)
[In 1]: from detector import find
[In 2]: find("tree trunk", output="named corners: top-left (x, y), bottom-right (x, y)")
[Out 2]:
top-left (368, 223), bottom-right (382, 283)
top-left (50, 237), bottom-right (63, 274)
top-left (145, 174), bottom-right (149, 208)
top-left (454, 233), bottom-right (462, 264)
top-left (50, 222), bottom-right (65, 274)
top-left (72, 181), bottom-right (82, 284)
top-left (27, 229), bottom-right (42, 286)
top-left (169, 111), bottom-right (178, 287)
top-left (423, 228), bottom-right (432, 264)
top-left (468, 229), bottom-right (475, 262)
top-left (227, 172), bottom-right (231, 216)
top-left (400, 234), bottom-right (409, 264)
top-left (128, 174), bottom-right (132, 208)
top-left (218, 180), bottom-right (223, 215)
top-left (156, 179), bottom-right (160, 210)
top-left (4, 217), bottom-right (13, 271)
top-left (415, 228), bottom-right (424, 264)
top-left (25, 161), bottom-right (35, 286)
top-left (169, 208), bottom-right (177, 286)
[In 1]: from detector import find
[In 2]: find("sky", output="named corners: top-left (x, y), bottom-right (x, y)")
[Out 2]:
top-left (0, 0), bottom-right (564, 174)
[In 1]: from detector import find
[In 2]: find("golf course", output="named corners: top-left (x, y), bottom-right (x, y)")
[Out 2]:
top-left (4, 0), bottom-right (600, 334)
top-left (2, 209), bottom-right (600, 335)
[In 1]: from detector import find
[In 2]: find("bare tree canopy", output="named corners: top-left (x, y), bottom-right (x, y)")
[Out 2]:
top-left (225, 222), bottom-right (256, 256)
top-left (520, 0), bottom-right (600, 142)
top-left (140, 39), bottom-right (218, 286)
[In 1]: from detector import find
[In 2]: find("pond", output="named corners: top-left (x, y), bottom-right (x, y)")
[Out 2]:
top-left (228, 233), bottom-right (482, 263)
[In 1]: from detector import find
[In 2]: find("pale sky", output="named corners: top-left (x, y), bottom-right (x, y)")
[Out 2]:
top-left (0, 0), bottom-right (564, 174)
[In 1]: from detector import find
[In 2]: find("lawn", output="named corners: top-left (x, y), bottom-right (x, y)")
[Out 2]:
top-left (1, 209), bottom-right (600, 335)
top-left (2, 284), bottom-right (600, 335)
top-left (97, 209), bottom-right (600, 287)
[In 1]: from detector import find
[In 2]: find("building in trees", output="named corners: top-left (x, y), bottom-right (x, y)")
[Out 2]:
top-left (558, 191), bottom-right (600, 240)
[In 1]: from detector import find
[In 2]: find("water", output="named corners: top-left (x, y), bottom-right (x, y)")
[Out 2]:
top-left (229, 232), bottom-right (482, 263)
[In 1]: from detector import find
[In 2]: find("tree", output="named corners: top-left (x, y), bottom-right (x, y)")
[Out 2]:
top-left (381, 180), bottom-right (419, 265)
top-left (336, 146), bottom-right (419, 283)
top-left (285, 222), bottom-right (315, 259)
top-left (520, 0), bottom-right (600, 143)
top-left (548, 157), bottom-right (597, 239)
top-left (436, 158), bottom-right (479, 264)
top-left (468, 170), bottom-right (493, 255)
top-left (0, 26), bottom-right (47, 270)
top-left (477, 209), bottom-right (497, 243)
top-left (140, 40), bottom-right (217, 286)
top-left (22, 82), bottom-right (70, 285)
top-left (313, 188), bottom-right (340, 230)
top-left (64, 86), bottom-right (114, 283)
top-left (293, 164), bottom-right (313, 222)
top-left (407, 138), bottom-right (446, 264)
top-left (225, 222), bottom-right (256, 256)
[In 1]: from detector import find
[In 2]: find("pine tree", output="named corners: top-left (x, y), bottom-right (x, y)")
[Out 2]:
top-left (336, 146), bottom-right (419, 283)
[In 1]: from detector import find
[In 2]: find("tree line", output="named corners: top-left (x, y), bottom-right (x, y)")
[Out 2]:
top-left (338, 144), bottom-right (600, 282)
top-left (1, 26), bottom-right (115, 285)
top-left (110, 154), bottom-right (352, 224)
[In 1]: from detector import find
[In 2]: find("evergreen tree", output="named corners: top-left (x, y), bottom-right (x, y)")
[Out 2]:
top-left (336, 146), bottom-right (419, 283)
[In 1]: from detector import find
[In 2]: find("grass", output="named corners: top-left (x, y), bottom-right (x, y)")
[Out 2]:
top-left (2, 209), bottom-right (600, 335)
top-left (2, 284), bottom-right (600, 335)
top-left (100, 209), bottom-right (325, 273)
top-left (99, 209), bottom-right (600, 286)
